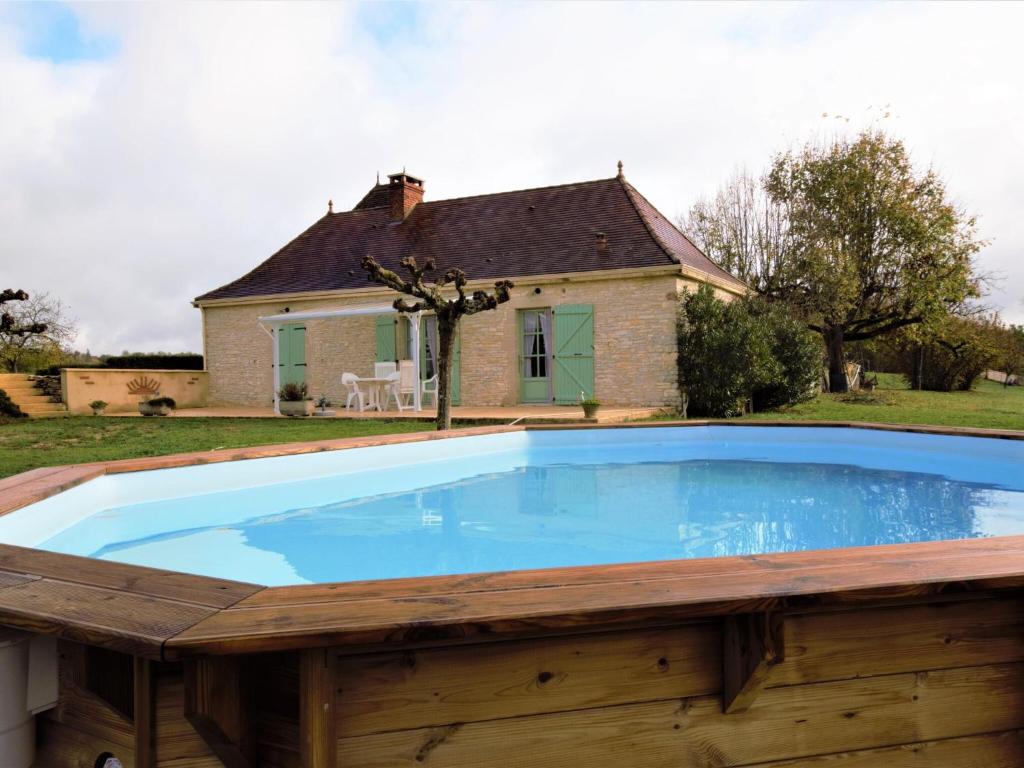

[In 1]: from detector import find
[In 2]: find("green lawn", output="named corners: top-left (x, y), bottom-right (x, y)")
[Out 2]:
top-left (0, 416), bottom-right (436, 480)
top-left (740, 373), bottom-right (1024, 430)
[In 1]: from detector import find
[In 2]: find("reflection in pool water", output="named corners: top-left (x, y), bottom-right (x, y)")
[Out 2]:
top-left (54, 458), bottom-right (1024, 585)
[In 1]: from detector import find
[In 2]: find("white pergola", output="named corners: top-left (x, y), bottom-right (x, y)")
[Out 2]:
top-left (258, 304), bottom-right (423, 415)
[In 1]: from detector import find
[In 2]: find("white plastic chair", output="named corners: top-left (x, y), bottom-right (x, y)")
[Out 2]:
top-left (421, 374), bottom-right (438, 406)
top-left (341, 372), bottom-right (367, 411)
top-left (374, 361), bottom-right (397, 379)
top-left (387, 361), bottom-right (417, 411)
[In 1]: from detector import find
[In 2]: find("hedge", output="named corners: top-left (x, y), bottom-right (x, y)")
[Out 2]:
top-left (37, 353), bottom-right (204, 376)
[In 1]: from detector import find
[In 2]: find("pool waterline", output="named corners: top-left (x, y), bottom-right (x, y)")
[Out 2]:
top-left (3, 426), bottom-right (1024, 586)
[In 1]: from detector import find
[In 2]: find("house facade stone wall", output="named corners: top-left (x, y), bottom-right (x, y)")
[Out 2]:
top-left (200, 270), bottom-right (740, 409)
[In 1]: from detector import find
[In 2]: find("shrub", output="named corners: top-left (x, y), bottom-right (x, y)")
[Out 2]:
top-left (896, 316), bottom-right (999, 392)
top-left (0, 388), bottom-right (26, 419)
top-left (36, 353), bottom-right (203, 376)
top-left (89, 400), bottom-right (109, 410)
top-left (749, 301), bottom-right (822, 411)
top-left (102, 353), bottom-right (204, 370)
top-left (278, 382), bottom-right (308, 402)
top-left (677, 286), bottom-right (821, 417)
top-left (144, 396), bottom-right (176, 408)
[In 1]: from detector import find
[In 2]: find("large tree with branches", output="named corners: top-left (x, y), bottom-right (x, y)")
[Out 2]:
top-left (1, 289), bottom-right (74, 373)
top-left (685, 131), bottom-right (983, 392)
top-left (362, 255), bottom-right (513, 430)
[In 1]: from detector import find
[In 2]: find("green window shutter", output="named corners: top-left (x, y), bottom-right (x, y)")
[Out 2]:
top-left (375, 316), bottom-right (397, 362)
top-left (396, 317), bottom-right (410, 360)
top-left (552, 304), bottom-right (594, 404)
top-left (290, 325), bottom-right (306, 367)
top-left (279, 324), bottom-right (306, 387)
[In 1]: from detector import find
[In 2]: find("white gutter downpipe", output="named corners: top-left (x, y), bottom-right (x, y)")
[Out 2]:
top-left (410, 312), bottom-right (422, 412)
top-left (0, 629), bottom-right (57, 768)
top-left (0, 630), bottom-right (31, 768)
top-left (271, 324), bottom-right (281, 416)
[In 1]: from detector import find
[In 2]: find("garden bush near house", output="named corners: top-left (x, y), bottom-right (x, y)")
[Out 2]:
top-left (0, 388), bottom-right (27, 419)
top-left (677, 285), bottom-right (821, 417)
top-left (748, 301), bottom-right (822, 411)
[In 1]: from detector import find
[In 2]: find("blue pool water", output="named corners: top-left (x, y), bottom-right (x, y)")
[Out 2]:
top-left (3, 427), bottom-right (1024, 585)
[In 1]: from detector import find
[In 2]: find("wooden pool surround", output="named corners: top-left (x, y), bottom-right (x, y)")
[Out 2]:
top-left (3, 421), bottom-right (1024, 767)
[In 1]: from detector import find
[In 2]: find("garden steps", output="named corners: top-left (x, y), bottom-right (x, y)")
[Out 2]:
top-left (0, 374), bottom-right (66, 417)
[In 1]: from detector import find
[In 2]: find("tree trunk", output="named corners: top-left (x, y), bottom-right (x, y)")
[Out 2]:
top-left (913, 344), bottom-right (925, 390)
top-left (825, 326), bottom-right (848, 393)
top-left (435, 314), bottom-right (457, 431)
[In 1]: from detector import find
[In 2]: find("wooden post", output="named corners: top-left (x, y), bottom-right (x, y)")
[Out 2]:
top-left (722, 611), bottom-right (785, 714)
top-left (183, 656), bottom-right (253, 768)
top-left (300, 648), bottom-right (337, 768)
top-left (133, 657), bottom-right (155, 768)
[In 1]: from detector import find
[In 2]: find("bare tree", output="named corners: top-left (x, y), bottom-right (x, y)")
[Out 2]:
top-left (680, 168), bottom-right (793, 295)
top-left (362, 255), bottom-right (513, 430)
top-left (0, 289), bottom-right (76, 372)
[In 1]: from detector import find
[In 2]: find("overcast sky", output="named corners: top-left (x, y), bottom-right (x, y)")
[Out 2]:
top-left (1, 1), bottom-right (1022, 354)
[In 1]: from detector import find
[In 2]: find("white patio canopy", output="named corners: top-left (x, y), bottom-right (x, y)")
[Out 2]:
top-left (258, 304), bottom-right (423, 415)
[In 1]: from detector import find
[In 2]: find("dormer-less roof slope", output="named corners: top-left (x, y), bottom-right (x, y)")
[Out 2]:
top-left (195, 175), bottom-right (745, 303)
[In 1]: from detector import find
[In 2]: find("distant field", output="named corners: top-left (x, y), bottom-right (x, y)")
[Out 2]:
top-left (741, 373), bottom-right (1024, 431)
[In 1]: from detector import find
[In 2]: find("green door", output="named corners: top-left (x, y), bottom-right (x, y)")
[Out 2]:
top-left (277, 324), bottom-right (307, 388)
top-left (553, 304), bottom-right (594, 404)
top-left (375, 315), bottom-right (398, 363)
top-left (519, 309), bottom-right (552, 403)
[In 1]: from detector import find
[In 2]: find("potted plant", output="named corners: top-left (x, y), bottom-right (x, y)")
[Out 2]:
top-left (313, 393), bottom-right (334, 417)
top-left (579, 393), bottom-right (601, 419)
top-left (89, 400), bottom-right (108, 416)
top-left (278, 382), bottom-right (314, 417)
top-left (138, 396), bottom-right (176, 417)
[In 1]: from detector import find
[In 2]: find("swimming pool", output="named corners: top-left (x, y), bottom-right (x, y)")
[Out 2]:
top-left (3, 425), bottom-right (1022, 586)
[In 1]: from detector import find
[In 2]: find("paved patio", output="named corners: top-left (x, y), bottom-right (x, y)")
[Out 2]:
top-left (127, 404), bottom-right (665, 424)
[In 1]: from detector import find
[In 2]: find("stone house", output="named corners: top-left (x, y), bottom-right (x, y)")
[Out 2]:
top-left (193, 166), bottom-right (746, 410)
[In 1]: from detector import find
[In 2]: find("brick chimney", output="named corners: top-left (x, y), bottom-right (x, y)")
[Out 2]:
top-left (388, 171), bottom-right (424, 220)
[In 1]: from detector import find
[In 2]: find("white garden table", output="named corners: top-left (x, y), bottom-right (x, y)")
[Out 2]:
top-left (353, 377), bottom-right (394, 412)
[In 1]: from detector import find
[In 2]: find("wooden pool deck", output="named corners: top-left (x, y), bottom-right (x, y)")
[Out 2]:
top-left (3, 421), bottom-right (1024, 767)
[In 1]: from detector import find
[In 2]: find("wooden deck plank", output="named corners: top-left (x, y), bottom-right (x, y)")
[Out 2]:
top-left (168, 545), bottom-right (1024, 655)
top-left (335, 663), bottom-right (1024, 768)
top-left (336, 622), bottom-right (720, 737)
top-left (0, 544), bottom-right (261, 608)
top-left (776, 598), bottom-right (1024, 686)
top-left (0, 568), bottom-right (39, 589)
top-left (0, 578), bottom-right (218, 658)
top-left (0, 465), bottom-right (105, 516)
top-left (231, 534), bottom-right (1024, 608)
top-left (333, 596), bottom-right (1024, 738)
top-left (748, 729), bottom-right (1024, 767)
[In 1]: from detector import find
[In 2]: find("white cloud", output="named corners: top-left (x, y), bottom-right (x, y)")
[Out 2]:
top-left (1, 0), bottom-right (1022, 354)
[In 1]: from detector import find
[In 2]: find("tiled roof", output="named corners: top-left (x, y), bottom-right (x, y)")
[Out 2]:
top-left (195, 175), bottom-right (746, 302)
